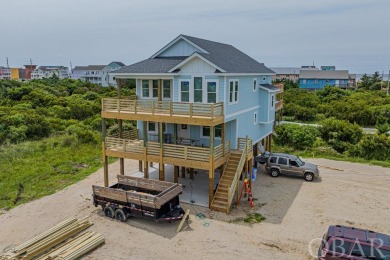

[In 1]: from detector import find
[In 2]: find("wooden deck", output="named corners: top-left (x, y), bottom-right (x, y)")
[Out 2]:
top-left (104, 137), bottom-right (231, 170)
top-left (101, 98), bottom-right (224, 126)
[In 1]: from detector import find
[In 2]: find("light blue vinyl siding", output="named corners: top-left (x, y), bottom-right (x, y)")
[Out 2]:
top-left (158, 39), bottom-right (203, 57)
top-left (134, 74), bottom-right (274, 148)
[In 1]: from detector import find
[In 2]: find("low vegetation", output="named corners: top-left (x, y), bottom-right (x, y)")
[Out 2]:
top-left (0, 78), bottom-right (135, 210)
top-left (273, 75), bottom-right (390, 167)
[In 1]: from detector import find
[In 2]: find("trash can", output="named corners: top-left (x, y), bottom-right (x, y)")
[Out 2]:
top-left (247, 167), bottom-right (257, 182)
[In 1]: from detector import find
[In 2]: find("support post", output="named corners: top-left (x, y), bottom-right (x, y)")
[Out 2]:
top-left (269, 134), bottom-right (272, 153)
top-left (249, 158), bottom-right (253, 190)
top-left (209, 169), bottom-right (214, 207)
top-left (209, 125), bottom-right (215, 207)
top-left (221, 123), bottom-right (225, 157)
top-left (102, 118), bottom-right (108, 187)
top-left (159, 122), bottom-right (164, 181)
top-left (181, 167), bottom-right (186, 178)
top-left (143, 121), bottom-right (149, 178)
top-left (138, 160), bottom-right (143, 172)
top-left (173, 123), bottom-right (177, 144)
top-left (174, 166), bottom-right (179, 183)
top-left (117, 79), bottom-right (124, 175)
top-left (190, 168), bottom-right (194, 179)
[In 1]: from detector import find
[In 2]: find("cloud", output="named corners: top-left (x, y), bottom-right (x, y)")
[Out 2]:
top-left (0, 0), bottom-right (389, 73)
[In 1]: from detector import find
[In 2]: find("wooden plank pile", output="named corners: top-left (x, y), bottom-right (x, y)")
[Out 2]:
top-left (1, 217), bottom-right (104, 260)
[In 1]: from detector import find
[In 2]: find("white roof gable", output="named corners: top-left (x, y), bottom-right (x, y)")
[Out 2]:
top-left (151, 35), bottom-right (209, 58)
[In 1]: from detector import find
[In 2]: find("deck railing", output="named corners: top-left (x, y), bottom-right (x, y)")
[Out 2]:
top-left (238, 138), bottom-right (253, 156)
top-left (214, 140), bottom-right (231, 161)
top-left (102, 98), bottom-right (224, 118)
top-left (275, 100), bottom-right (283, 110)
top-left (105, 137), bottom-right (226, 163)
top-left (227, 138), bottom-right (249, 208)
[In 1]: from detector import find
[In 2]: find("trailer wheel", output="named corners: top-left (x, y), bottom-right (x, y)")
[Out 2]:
top-left (104, 206), bottom-right (115, 218)
top-left (115, 209), bottom-right (127, 222)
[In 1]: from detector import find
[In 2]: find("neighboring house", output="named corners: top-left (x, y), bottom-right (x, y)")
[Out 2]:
top-left (271, 66), bottom-right (319, 82)
top-left (71, 66), bottom-right (88, 80)
top-left (74, 62), bottom-right (125, 86)
top-left (299, 70), bottom-right (354, 89)
top-left (31, 66), bottom-right (71, 79)
top-left (0, 67), bottom-right (10, 79)
top-left (105, 34), bottom-right (280, 213)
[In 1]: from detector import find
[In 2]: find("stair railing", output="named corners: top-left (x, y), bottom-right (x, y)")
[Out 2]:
top-left (227, 137), bottom-right (248, 210)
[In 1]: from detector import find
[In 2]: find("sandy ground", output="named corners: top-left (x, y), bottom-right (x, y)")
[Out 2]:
top-left (0, 158), bottom-right (389, 259)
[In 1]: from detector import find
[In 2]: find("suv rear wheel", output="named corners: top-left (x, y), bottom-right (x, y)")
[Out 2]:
top-left (304, 172), bottom-right (314, 182)
top-left (270, 168), bottom-right (280, 178)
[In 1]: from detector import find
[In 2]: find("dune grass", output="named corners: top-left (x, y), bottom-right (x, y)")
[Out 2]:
top-left (0, 135), bottom-right (108, 210)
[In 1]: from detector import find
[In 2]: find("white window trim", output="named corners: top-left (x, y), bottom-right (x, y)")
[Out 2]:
top-left (200, 126), bottom-right (222, 139)
top-left (179, 79), bottom-right (191, 102)
top-left (140, 79), bottom-right (160, 99)
top-left (205, 79), bottom-right (218, 103)
top-left (253, 78), bottom-right (257, 92)
top-left (147, 122), bottom-right (166, 134)
top-left (147, 122), bottom-right (157, 134)
top-left (271, 94), bottom-right (275, 110)
top-left (254, 112), bottom-right (258, 125)
top-left (228, 79), bottom-right (239, 104)
top-left (162, 79), bottom-right (172, 100)
top-left (192, 76), bottom-right (204, 103)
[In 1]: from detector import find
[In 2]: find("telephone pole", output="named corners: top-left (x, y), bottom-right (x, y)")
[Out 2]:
top-left (6, 57), bottom-right (9, 68)
top-left (387, 70), bottom-right (389, 96)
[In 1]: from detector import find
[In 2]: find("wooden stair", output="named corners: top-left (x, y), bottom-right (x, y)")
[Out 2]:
top-left (210, 150), bottom-right (244, 213)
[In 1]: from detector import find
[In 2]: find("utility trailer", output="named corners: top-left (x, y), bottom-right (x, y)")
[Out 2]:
top-left (92, 175), bottom-right (185, 223)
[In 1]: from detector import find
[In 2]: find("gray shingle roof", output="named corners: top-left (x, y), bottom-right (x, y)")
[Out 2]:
top-left (86, 65), bottom-right (106, 70)
top-left (111, 61), bottom-right (125, 66)
top-left (73, 66), bottom-right (88, 70)
top-left (115, 35), bottom-right (274, 74)
top-left (260, 84), bottom-right (280, 92)
top-left (115, 57), bottom-right (186, 73)
top-left (182, 35), bottom-right (274, 74)
top-left (299, 70), bottom-right (349, 80)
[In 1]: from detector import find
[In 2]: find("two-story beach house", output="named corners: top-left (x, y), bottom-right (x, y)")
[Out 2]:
top-left (103, 35), bottom-right (282, 213)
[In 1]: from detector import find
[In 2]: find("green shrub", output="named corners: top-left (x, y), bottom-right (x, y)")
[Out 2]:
top-left (319, 118), bottom-right (363, 153)
top-left (274, 124), bottom-right (320, 150)
top-left (348, 134), bottom-right (390, 160)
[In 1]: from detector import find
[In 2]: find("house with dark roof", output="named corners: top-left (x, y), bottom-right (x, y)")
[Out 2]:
top-left (104, 34), bottom-right (281, 213)
top-left (299, 70), bottom-right (356, 89)
top-left (72, 61), bottom-right (125, 86)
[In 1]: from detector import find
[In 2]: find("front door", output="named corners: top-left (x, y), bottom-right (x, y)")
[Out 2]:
top-left (177, 124), bottom-right (189, 143)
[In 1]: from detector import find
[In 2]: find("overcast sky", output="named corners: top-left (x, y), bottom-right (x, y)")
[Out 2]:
top-left (1, 0), bottom-right (389, 74)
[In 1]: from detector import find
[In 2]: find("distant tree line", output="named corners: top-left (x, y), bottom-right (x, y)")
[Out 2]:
top-left (0, 77), bottom-right (136, 145)
top-left (274, 82), bottom-right (390, 161)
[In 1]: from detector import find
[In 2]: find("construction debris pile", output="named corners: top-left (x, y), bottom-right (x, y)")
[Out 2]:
top-left (1, 217), bottom-right (104, 260)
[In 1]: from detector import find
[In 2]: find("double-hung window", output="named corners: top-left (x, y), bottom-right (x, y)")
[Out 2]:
top-left (142, 80), bottom-right (150, 97)
top-left (201, 125), bottom-right (222, 138)
top-left (163, 80), bottom-right (171, 99)
top-left (194, 77), bottom-right (203, 103)
top-left (180, 81), bottom-right (190, 102)
top-left (229, 80), bottom-right (239, 103)
top-left (152, 80), bottom-right (158, 98)
top-left (207, 81), bottom-right (217, 103)
top-left (141, 80), bottom-right (161, 98)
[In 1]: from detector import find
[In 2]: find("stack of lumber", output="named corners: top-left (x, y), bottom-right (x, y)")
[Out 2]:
top-left (0, 217), bottom-right (104, 260)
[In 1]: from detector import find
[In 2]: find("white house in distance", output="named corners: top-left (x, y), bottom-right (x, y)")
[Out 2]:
top-left (71, 61), bottom-right (125, 87)
top-left (31, 66), bottom-right (71, 79)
